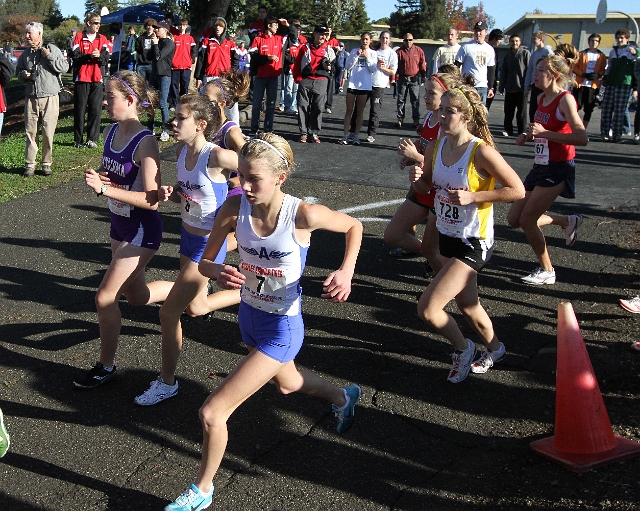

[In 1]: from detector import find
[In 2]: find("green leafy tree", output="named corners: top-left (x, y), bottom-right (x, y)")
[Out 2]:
top-left (446, 0), bottom-right (467, 31)
top-left (463, 2), bottom-right (494, 30)
top-left (390, 0), bottom-right (448, 39)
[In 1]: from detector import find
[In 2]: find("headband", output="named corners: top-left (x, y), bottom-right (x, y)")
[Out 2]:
top-left (113, 74), bottom-right (151, 107)
top-left (212, 78), bottom-right (228, 103)
top-left (251, 138), bottom-right (289, 168)
top-left (431, 75), bottom-right (448, 91)
top-left (451, 87), bottom-right (473, 113)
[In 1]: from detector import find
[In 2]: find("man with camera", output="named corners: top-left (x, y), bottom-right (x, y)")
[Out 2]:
top-left (16, 21), bottom-right (68, 177)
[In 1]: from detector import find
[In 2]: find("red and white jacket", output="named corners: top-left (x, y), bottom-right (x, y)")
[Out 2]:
top-left (196, 37), bottom-right (235, 78)
top-left (72, 31), bottom-right (110, 83)
top-left (172, 33), bottom-right (197, 70)
top-left (292, 43), bottom-right (332, 82)
top-left (251, 33), bottom-right (286, 78)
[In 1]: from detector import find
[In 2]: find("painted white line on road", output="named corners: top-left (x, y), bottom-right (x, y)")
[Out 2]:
top-left (338, 198), bottom-right (404, 214)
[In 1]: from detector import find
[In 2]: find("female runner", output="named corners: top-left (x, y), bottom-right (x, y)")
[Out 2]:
top-left (73, 71), bottom-right (164, 389)
top-left (410, 85), bottom-right (524, 383)
top-left (165, 133), bottom-right (363, 511)
top-left (340, 32), bottom-right (378, 145)
top-left (134, 93), bottom-right (242, 406)
top-left (203, 70), bottom-right (251, 251)
top-left (385, 69), bottom-right (461, 273)
top-left (508, 45), bottom-right (588, 285)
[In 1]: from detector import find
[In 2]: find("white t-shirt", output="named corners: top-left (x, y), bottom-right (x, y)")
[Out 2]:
top-left (346, 48), bottom-right (378, 91)
top-left (433, 43), bottom-right (460, 74)
top-left (455, 41), bottom-right (495, 88)
top-left (371, 47), bottom-right (398, 88)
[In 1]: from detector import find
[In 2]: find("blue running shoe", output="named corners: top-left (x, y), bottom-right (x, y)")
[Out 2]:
top-left (332, 384), bottom-right (361, 434)
top-left (0, 407), bottom-right (9, 458)
top-left (165, 484), bottom-right (213, 511)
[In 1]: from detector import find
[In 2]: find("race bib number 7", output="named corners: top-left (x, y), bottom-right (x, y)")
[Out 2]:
top-left (240, 262), bottom-right (287, 314)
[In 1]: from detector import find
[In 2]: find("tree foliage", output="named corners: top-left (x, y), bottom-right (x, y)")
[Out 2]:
top-left (446, 0), bottom-right (467, 31)
top-left (463, 2), bottom-right (494, 30)
top-left (389, 0), bottom-right (448, 39)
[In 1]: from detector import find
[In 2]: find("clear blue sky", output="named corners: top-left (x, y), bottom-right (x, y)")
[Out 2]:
top-left (58, 0), bottom-right (606, 32)
top-left (364, 0), bottom-right (605, 31)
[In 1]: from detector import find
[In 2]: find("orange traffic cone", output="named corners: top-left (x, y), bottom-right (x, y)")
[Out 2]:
top-left (530, 301), bottom-right (640, 472)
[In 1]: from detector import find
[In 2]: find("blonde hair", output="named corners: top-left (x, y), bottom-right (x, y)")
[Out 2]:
top-left (540, 43), bottom-right (579, 89)
top-left (443, 85), bottom-right (495, 147)
top-left (240, 132), bottom-right (294, 177)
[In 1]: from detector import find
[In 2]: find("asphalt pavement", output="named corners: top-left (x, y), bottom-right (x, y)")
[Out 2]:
top-left (1, 89), bottom-right (640, 510)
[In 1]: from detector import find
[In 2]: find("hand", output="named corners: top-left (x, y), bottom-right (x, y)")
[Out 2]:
top-left (397, 138), bottom-right (419, 160)
top-left (91, 49), bottom-right (100, 58)
top-left (196, 79), bottom-right (203, 89)
top-left (22, 70), bottom-right (32, 80)
top-left (409, 164), bottom-right (423, 183)
top-left (151, 34), bottom-right (159, 44)
top-left (216, 264), bottom-right (245, 290)
top-left (268, 54), bottom-right (279, 62)
top-left (321, 269), bottom-right (353, 302)
top-left (85, 168), bottom-right (109, 194)
top-left (487, 89), bottom-right (495, 99)
top-left (529, 122), bottom-right (544, 138)
top-left (41, 47), bottom-right (50, 57)
top-left (447, 188), bottom-right (473, 206)
top-left (158, 185), bottom-right (173, 202)
top-left (516, 133), bottom-right (527, 146)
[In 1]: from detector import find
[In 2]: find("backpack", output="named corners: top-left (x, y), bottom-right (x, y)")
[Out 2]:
top-left (0, 51), bottom-right (15, 87)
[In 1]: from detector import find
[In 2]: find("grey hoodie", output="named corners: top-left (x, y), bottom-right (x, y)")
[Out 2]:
top-left (17, 43), bottom-right (68, 98)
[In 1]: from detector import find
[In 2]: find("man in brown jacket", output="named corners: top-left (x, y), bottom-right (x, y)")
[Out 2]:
top-left (395, 33), bottom-right (426, 128)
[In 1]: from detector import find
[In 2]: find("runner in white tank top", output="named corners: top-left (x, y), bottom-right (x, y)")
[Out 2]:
top-left (135, 94), bottom-right (241, 407)
top-left (409, 85), bottom-right (524, 384)
top-left (165, 134), bottom-right (364, 511)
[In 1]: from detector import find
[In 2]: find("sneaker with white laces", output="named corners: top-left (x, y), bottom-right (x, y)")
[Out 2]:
top-left (332, 384), bottom-right (361, 433)
top-left (620, 295), bottom-right (640, 314)
top-left (165, 484), bottom-right (213, 511)
top-left (135, 376), bottom-right (179, 406)
top-left (447, 339), bottom-right (476, 383)
top-left (470, 342), bottom-right (506, 374)
top-left (352, 135), bottom-right (361, 146)
top-left (73, 362), bottom-right (117, 389)
top-left (366, 135), bottom-right (375, 143)
top-left (0, 407), bottom-right (9, 458)
top-left (521, 267), bottom-right (556, 285)
top-left (160, 131), bottom-right (170, 142)
top-left (562, 214), bottom-right (583, 247)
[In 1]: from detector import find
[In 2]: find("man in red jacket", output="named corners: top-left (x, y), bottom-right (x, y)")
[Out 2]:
top-left (249, 16), bottom-right (291, 134)
top-left (195, 17), bottom-right (235, 89)
top-left (72, 12), bottom-right (109, 148)
top-left (292, 25), bottom-right (333, 143)
top-left (170, 18), bottom-right (196, 109)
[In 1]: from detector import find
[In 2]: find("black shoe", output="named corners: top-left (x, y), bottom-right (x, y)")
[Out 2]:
top-left (75, 143), bottom-right (84, 148)
top-left (73, 362), bottom-right (117, 389)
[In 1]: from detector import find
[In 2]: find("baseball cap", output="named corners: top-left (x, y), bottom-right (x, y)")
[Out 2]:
top-left (153, 21), bottom-right (170, 30)
top-left (473, 21), bottom-right (488, 31)
top-left (314, 25), bottom-right (330, 34)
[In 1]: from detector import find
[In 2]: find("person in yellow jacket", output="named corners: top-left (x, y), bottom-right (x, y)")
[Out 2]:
top-left (571, 33), bottom-right (607, 129)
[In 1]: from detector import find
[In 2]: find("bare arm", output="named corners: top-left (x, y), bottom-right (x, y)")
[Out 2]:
top-left (198, 197), bottom-right (241, 285)
top-left (296, 202), bottom-right (363, 302)
top-left (225, 125), bottom-right (247, 153)
top-left (446, 144), bottom-right (525, 206)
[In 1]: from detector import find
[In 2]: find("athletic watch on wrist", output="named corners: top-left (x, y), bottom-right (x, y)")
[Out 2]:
top-left (97, 183), bottom-right (108, 196)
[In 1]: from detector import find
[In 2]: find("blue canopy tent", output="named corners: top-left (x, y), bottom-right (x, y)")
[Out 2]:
top-left (100, 3), bottom-right (168, 25)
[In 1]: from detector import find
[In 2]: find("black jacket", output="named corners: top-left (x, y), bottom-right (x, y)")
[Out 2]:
top-left (153, 37), bottom-right (175, 77)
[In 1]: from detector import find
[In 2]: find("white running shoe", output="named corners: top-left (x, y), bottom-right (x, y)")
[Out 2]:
top-left (620, 295), bottom-right (640, 314)
top-left (471, 342), bottom-right (506, 374)
top-left (521, 267), bottom-right (556, 285)
top-left (160, 131), bottom-right (170, 142)
top-left (563, 214), bottom-right (583, 246)
top-left (134, 377), bottom-right (178, 406)
top-left (448, 339), bottom-right (476, 383)
top-left (366, 135), bottom-right (375, 143)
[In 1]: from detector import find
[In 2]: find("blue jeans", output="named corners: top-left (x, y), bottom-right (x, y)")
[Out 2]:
top-left (157, 75), bottom-right (171, 127)
top-left (136, 64), bottom-right (153, 85)
top-left (475, 87), bottom-right (488, 105)
top-left (396, 75), bottom-right (420, 124)
top-left (283, 72), bottom-right (297, 110)
top-left (251, 76), bottom-right (278, 132)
